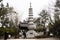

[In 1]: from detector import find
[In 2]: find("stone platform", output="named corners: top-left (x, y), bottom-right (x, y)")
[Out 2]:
top-left (0, 38), bottom-right (60, 40)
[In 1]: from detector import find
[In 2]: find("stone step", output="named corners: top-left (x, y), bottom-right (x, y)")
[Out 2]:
top-left (0, 38), bottom-right (60, 40)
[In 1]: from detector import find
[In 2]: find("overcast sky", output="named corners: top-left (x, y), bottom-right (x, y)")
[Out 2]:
top-left (2, 0), bottom-right (56, 21)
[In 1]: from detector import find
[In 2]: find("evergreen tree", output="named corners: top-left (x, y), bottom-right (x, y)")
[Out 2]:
top-left (49, 0), bottom-right (60, 36)
top-left (39, 10), bottom-right (49, 28)
top-left (0, 1), bottom-right (19, 37)
top-left (35, 10), bottom-right (50, 32)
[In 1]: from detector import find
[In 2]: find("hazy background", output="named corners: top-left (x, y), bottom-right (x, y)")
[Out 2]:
top-left (2, 0), bottom-right (56, 21)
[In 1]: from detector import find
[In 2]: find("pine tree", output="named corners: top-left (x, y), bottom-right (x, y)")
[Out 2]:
top-left (50, 0), bottom-right (60, 36)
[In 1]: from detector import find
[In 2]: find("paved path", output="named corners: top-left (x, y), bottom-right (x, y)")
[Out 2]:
top-left (0, 38), bottom-right (60, 40)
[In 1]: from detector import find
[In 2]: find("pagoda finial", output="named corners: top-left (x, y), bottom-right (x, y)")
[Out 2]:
top-left (6, 3), bottom-right (9, 7)
top-left (30, 2), bottom-right (31, 8)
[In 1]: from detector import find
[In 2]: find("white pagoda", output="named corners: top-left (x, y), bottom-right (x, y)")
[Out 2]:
top-left (26, 3), bottom-right (37, 38)
top-left (28, 3), bottom-right (36, 30)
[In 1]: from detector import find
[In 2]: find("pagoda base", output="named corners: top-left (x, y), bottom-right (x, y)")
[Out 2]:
top-left (26, 30), bottom-right (38, 38)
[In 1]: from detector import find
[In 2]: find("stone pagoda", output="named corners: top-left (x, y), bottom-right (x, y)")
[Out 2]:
top-left (28, 3), bottom-right (36, 30)
top-left (26, 3), bottom-right (37, 38)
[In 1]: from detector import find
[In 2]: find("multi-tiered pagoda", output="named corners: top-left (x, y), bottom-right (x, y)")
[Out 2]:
top-left (28, 3), bottom-right (36, 30)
